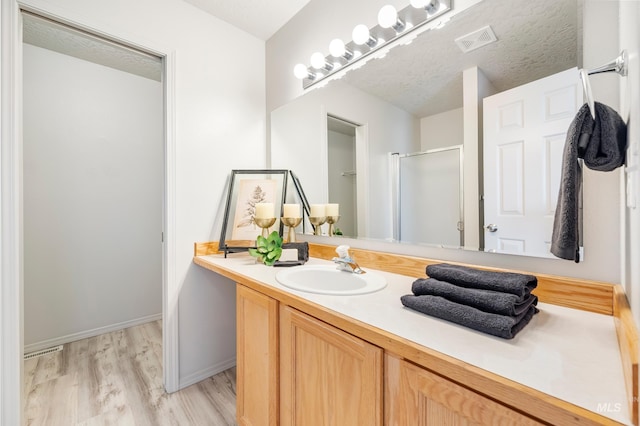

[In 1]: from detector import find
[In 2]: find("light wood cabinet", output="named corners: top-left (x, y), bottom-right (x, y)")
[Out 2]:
top-left (236, 285), bottom-right (279, 426)
top-left (236, 287), bottom-right (544, 426)
top-left (197, 253), bottom-right (630, 426)
top-left (279, 305), bottom-right (384, 426)
top-left (385, 353), bottom-right (543, 425)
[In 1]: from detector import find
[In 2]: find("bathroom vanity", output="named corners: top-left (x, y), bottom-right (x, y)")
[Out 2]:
top-left (194, 242), bottom-right (637, 426)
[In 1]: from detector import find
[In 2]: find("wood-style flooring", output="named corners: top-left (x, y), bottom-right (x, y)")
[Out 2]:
top-left (23, 320), bottom-right (237, 425)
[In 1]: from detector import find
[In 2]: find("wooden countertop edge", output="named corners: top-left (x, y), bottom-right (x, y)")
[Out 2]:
top-left (614, 285), bottom-right (640, 426)
top-left (193, 254), bottom-right (626, 426)
top-left (196, 241), bottom-right (615, 314)
top-left (306, 243), bottom-right (615, 315)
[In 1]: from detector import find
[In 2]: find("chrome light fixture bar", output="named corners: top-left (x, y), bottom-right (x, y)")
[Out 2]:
top-left (294, 0), bottom-right (451, 90)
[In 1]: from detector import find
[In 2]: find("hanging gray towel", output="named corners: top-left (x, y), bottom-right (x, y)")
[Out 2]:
top-left (551, 102), bottom-right (627, 262)
top-left (400, 295), bottom-right (539, 339)
top-left (411, 278), bottom-right (538, 316)
top-left (425, 263), bottom-right (537, 298)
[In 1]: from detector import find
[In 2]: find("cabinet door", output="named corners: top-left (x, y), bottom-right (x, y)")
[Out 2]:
top-left (280, 306), bottom-right (383, 426)
top-left (236, 285), bottom-right (279, 426)
top-left (385, 354), bottom-right (543, 425)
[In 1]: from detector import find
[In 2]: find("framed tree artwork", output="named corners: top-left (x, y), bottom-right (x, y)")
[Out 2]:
top-left (219, 170), bottom-right (288, 256)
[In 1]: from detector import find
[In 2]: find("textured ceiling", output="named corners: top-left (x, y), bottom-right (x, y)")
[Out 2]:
top-left (181, 0), bottom-right (311, 40)
top-left (341, 0), bottom-right (580, 118)
top-left (23, 13), bottom-right (162, 82)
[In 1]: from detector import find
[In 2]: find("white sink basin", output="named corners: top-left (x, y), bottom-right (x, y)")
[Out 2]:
top-left (275, 265), bottom-right (387, 295)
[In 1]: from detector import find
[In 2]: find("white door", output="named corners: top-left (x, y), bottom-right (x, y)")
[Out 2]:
top-left (483, 68), bottom-right (581, 257)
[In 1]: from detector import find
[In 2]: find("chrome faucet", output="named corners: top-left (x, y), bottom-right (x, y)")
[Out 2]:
top-left (332, 245), bottom-right (366, 274)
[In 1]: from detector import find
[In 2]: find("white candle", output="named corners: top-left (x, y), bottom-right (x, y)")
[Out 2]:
top-left (283, 203), bottom-right (301, 218)
top-left (310, 204), bottom-right (326, 217)
top-left (255, 202), bottom-right (274, 219)
top-left (326, 203), bottom-right (339, 216)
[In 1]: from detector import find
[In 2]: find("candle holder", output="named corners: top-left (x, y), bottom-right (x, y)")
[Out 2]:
top-left (281, 217), bottom-right (302, 242)
top-left (326, 215), bottom-right (340, 237)
top-left (309, 216), bottom-right (327, 236)
top-left (254, 217), bottom-right (276, 238)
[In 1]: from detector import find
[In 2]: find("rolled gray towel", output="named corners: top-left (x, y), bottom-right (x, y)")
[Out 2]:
top-left (412, 278), bottom-right (538, 316)
top-left (425, 264), bottom-right (537, 298)
top-left (400, 295), bottom-right (539, 339)
top-left (580, 102), bottom-right (627, 172)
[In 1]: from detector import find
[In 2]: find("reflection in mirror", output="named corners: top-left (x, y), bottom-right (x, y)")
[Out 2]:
top-left (328, 116), bottom-right (358, 237)
top-left (392, 146), bottom-right (463, 247)
top-left (272, 0), bottom-right (582, 260)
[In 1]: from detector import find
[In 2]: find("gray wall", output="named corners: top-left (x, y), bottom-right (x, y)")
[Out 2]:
top-left (420, 108), bottom-right (464, 151)
top-left (23, 44), bottom-right (163, 351)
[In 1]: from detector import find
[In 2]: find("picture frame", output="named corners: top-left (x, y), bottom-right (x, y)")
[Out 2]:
top-left (219, 169), bottom-right (289, 256)
top-left (289, 170), bottom-right (313, 234)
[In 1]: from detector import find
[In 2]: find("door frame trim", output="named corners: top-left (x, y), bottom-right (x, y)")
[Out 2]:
top-left (1, 3), bottom-right (179, 423)
top-left (321, 111), bottom-right (370, 237)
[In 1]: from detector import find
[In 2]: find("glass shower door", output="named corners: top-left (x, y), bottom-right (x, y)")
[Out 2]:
top-left (397, 146), bottom-right (463, 247)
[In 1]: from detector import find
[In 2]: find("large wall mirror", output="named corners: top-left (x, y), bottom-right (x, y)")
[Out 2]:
top-left (271, 0), bottom-right (582, 260)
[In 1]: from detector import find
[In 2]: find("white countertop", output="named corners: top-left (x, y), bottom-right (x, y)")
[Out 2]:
top-left (198, 254), bottom-right (631, 425)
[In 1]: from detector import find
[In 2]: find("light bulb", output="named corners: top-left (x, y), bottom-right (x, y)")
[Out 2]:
top-left (329, 39), bottom-right (346, 58)
top-left (310, 52), bottom-right (327, 69)
top-left (293, 63), bottom-right (309, 79)
top-left (378, 5), bottom-right (398, 29)
top-left (426, 0), bottom-right (440, 14)
top-left (352, 24), bottom-right (371, 45)
top-left (412, 0), bottom-right (440, 13)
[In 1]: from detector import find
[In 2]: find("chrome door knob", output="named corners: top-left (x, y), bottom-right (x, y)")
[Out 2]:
top-left (484, 224), bottom-right (498, 232)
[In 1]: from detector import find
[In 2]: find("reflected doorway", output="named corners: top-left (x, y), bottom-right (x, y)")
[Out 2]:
top-left (327, 116), bottom-right (358, 237)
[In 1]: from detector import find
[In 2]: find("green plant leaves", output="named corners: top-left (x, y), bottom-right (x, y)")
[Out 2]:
top-left (248, 231), bottom-right (283, 266)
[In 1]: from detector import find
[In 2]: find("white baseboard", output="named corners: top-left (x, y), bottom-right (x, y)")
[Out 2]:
top-left (177, 357), bottom-right (237, 390)
top-left (24, 313), bottom-right (162, 354)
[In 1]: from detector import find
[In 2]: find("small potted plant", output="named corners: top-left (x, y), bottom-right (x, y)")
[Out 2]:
top-left (248, 231), bottom-right (283, 266)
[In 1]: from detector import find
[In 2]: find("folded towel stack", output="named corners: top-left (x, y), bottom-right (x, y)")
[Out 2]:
top-left (401, 264), bottom-right (539, 339)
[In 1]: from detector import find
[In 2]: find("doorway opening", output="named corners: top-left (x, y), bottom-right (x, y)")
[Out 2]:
top-left (21, 11), bottom-right (167, 420)
top-left (327, 115), bottom-right (358, 237)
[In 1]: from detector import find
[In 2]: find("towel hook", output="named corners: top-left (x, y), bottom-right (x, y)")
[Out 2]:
top-left (580, 50), bottom-right (628, 119)
top-left (580, 69), bottom-right (595, 119)
top-left (587, 50), bottom-right (628, 77)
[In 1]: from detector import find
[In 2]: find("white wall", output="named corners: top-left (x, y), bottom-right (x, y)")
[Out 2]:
top-left (271, 81), bottom-right (418, 240)
top-left (420, 108), bottom-right (463, 151)
top-left (619, 1), bottom-right (640, 326)
top-left (16, 0), bottom-right (266, 392)
top-left (577, 0), bottom-right (622, 282)
top-left (266, 0), bottom-right (626, 284)
top-left (265, 0), bottom-right (408, 114)
top-left (22, 44), bottom-right (162, 351)
top-left (463, 67), bottom-right (497, 251)
top-left (0, 2), bottom-right (23, 424)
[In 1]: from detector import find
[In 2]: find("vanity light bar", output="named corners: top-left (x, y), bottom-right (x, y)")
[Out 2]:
top-left (294, 0), bottom-right (451, 90)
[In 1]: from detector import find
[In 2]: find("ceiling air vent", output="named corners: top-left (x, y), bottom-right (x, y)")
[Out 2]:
top-left (455, 25), bottom-right (497, 53)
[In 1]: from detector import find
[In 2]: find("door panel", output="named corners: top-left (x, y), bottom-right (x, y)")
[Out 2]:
top-left (483, 67), bottom-right (581, 257)
top-left (236, 285), bottom-right (278, 426)
top-left (280, 306), bottom-right (383, 426)
top-left (385, 354), bottom-right (543, 425)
